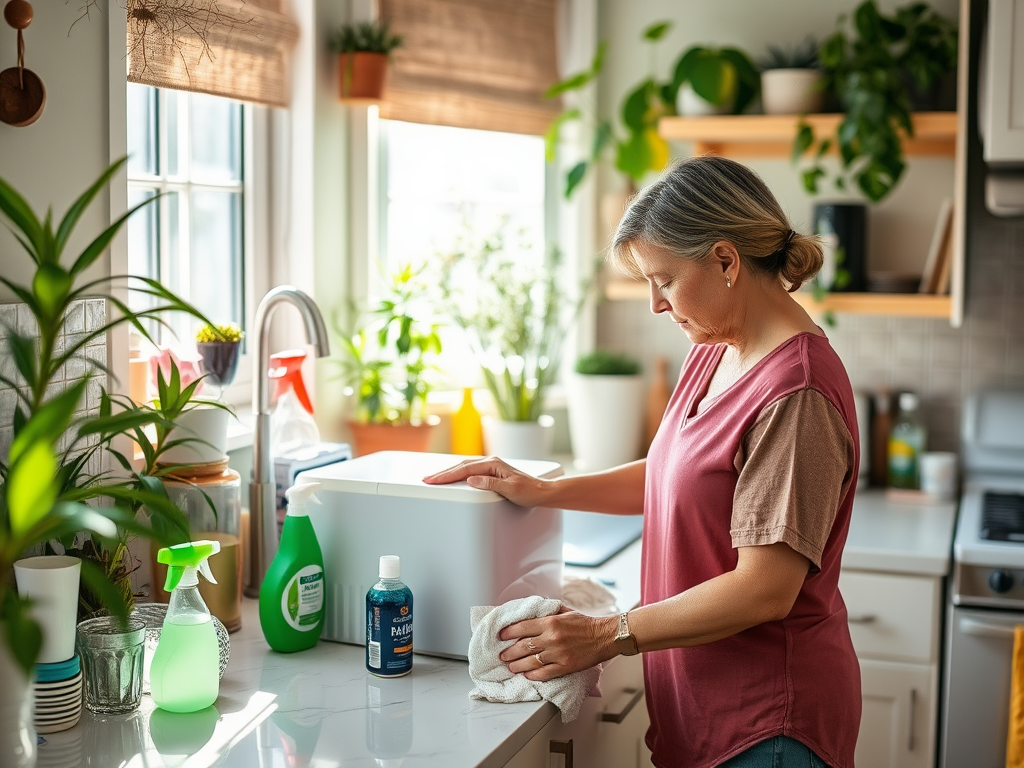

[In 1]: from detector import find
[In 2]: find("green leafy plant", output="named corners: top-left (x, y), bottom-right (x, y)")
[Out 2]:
top-left (671, 45), bottom-right (759, 113)
top-left (544, 21), bottom-right (675, 198)
top-left (574, 350), bottom-right (642, 376)
top-left (328, 20), bottom-right (403, 56)
top-left (195, 322), bottom-right (243, 343)
top-left (758, 38), bottom-right (820, 71)
top-left (792, 0), bottom-right (957, 202)
top-left (0, 159), bottom-right (219, 672)
top-left (335, 262), bottom-right (443, 425)
top-left (437, 223), bottom-right (593, 422)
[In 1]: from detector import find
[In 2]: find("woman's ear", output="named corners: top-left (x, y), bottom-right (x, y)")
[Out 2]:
top-left (710, 241), bottom-right (741, 276)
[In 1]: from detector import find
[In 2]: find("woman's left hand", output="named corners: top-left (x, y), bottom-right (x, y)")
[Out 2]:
top-left (498, 608), bottom-right (620, 681)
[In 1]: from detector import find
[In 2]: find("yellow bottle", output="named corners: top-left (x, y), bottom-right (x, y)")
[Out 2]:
top-left (451, 387), bottom-right (484, 455)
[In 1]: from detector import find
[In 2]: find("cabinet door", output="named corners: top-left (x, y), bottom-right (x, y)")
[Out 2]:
top-left (983, 0), bottom-right (1024, 163)
top-left (858, 659), bottom-right (936, 768)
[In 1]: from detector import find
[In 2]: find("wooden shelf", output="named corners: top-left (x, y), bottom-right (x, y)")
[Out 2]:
top-left (605, 279), bottom-right (951, 318)
top-left (657, 112), bottom-right (957, 158)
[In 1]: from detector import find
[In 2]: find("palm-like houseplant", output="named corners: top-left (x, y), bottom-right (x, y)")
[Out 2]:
top-left (0, 158), bottom-right (221, 678)
top-left (437, 223), bottom-right (592, 455)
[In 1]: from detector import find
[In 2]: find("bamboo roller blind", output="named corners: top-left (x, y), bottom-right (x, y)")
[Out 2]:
top-left (126, 0), bottom-right (299, 108)
top-left (379, 0), bottom-right (560, 136)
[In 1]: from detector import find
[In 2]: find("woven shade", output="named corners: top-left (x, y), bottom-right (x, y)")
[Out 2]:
top-left (126, 0), bottom-right (299, 108)
top-left (378, 0), bottom-right (560, 136)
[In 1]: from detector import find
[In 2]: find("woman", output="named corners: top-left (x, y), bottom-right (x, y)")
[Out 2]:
top-left (425, 156), bottom-right (860, 768)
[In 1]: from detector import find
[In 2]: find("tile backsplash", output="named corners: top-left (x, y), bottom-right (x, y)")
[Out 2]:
top-left (0, 299), bottom-right (107, 471)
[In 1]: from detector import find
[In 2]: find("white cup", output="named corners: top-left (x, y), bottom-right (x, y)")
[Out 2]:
top-left (920, 452), bottom-right (958, 501)
top-left (14, 555), bottom-right (82, 663)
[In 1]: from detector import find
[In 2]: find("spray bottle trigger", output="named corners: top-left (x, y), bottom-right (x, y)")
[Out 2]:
top-left (198, 559), bottom-right (217, 585)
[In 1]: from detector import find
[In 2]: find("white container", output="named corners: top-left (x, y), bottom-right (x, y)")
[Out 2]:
top-left (760, 69), bottom-right (824, 115)
top-left (481, 415), bottom-right (555, 460)
top-left (566, 373), bottom-right (645, 472)
top-left (301, 451), bottom-right (563, 659)
top-left (13, 556), bottom-right (81, 663)
top-left (920, 451), bottom-right (958, 500)
top-left (160, 406), bottom-right (229, 466)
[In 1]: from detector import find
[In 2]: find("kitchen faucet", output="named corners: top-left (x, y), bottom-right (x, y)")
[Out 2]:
top-left (245, 286), bottom-right (330, 598)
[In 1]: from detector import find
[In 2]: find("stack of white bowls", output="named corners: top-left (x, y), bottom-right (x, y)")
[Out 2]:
top-left (32, 655), bottom-right (83, 733)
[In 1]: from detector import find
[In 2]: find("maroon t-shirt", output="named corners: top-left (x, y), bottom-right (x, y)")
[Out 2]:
top-left (641, 333), bottom-right (861, 768)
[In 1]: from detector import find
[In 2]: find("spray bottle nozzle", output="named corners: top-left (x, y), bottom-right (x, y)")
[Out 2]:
top-left (158, 540), bottom-right (221, 592)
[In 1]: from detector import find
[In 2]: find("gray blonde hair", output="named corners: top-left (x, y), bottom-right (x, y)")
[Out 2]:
top-left (611, 156), bottom-right (823, 292)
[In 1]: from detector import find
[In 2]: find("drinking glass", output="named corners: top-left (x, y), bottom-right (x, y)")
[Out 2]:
top-left (76, 617), bottom-right (146, 715)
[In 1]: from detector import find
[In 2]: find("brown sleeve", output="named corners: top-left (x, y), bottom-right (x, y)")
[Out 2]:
top-left (730, 388), bottom-right (855, 570)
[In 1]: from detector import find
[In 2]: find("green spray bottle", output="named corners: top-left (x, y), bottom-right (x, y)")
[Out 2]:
top-left (151, 540), bottom-right (222, 713)
top-left (260, 481), bottom-right (325, 652)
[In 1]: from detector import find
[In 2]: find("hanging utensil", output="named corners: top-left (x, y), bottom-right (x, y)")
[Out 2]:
top-left (0, 0), bottom-right (45, 127)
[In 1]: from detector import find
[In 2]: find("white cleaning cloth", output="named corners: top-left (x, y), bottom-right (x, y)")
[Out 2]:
top-left (468, 596), bottom-right (602, 723)
top-left (561, 575), bottom-right (618, 614)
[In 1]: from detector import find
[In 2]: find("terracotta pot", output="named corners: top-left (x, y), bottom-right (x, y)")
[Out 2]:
top-left (338, 52), bottom-right (389, 102)
top-left (348, 418), bottom-right (438, 457)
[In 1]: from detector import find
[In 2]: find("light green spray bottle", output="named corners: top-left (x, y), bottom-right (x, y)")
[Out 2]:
top-left (259, 481), bottom-right (325, 652)
top-left (151, 540), bottom-right (221, 713)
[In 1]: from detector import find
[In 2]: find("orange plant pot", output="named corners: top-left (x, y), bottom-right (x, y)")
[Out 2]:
top-left (348, 418), bottom-right (438, 457)
top-left (337, 52), bottom-right (389, 102)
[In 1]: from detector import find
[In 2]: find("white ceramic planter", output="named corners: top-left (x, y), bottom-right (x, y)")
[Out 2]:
top-left (566, 373), bottom-right (646, 472)
top-left (13, 556), bottom-right (81, 664)
top-left (482, 415), bottom-right (555, 461)
top-left (160, 406), bottom-right (230, 466)
top-left (0, 635), bottom-right (35, 768)
top-left (760, 69), bottom-right (824, 115)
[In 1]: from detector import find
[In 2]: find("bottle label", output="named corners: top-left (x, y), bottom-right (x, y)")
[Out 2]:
top-left (281, 565), bottom-right (324, 632)
top-left (889, 439), bottom-right (919, 488)
top-left (366, 595), bottom-right (413, 676)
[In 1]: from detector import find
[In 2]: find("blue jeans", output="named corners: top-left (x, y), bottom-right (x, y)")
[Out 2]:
top-left (718, 736), bottom-right (830, 768)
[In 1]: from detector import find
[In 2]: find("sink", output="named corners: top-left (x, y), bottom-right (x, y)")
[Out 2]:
top-left (562, 510), bottom-right (643, 567)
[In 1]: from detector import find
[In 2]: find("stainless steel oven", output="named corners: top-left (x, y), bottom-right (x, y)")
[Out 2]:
top-left (940, 391), bottom-right (1024, 767)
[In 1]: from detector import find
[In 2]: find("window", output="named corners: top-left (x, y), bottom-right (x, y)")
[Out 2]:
top-left (378, 119), bottom-right (551, 383)
top-left (126, 83), bottom-right (266, 399)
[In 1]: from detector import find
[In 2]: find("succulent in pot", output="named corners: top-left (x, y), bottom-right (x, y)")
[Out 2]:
top-left (758, 37), bottom-right (824, 115)
top-left (328, 19), bottom-right (403, 102)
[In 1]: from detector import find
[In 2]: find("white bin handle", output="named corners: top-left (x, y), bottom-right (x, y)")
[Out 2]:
top-left (959, 617), bottom-right (1018, 638)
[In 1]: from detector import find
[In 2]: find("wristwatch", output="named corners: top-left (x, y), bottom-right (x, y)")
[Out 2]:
top-left (614, 612), bottom-right (640, 656)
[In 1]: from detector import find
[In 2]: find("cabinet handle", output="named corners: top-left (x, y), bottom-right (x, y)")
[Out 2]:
top-left (908, 688), bottom-right (917, 752)
top-left (847, 613), bottom-right (878, 624)
top-left (600, 687), bottom-right (645, 724)
top-left (550, 739), bottom-right (573, 768)
top-left (959, 617), bottom-right (1016, 638)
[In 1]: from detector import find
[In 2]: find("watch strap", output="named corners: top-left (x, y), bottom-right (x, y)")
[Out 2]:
top-left (614, 612), bottom-right (640, 656)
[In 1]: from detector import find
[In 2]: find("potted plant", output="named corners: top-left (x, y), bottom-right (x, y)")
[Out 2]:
top-left (328, 19), bottom-right (403, 102)
top-left (758, 37), bottom-right (824, 115)
top-left (566, 351), bottom-right (645, 472)
top-left (437, 224), bottom-right (591, 460)
top-left (335, 262), bottom-right (443, 456)
top-left (544, 21), bottom-right (675, 201)
top-left (0, 160), bottom-right (217, 762)
top-left (671, 44), bottom-right (759, 117)
top-left (195, 322), bottom-right (243, 398)
top-left (792, 0), bottom-right (957, 202)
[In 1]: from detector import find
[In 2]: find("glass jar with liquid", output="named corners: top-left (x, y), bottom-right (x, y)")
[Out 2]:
top-left (153, 467), bottom-right (243, 632)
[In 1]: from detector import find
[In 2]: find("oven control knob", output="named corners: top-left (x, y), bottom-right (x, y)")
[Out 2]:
top-left (988, 570), bottom-right (1015, 594)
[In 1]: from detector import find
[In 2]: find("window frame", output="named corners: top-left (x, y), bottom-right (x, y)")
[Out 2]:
top-left (125, 86), bottom-right (270, 407)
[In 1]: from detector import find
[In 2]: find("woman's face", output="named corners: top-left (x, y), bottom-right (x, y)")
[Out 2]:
top-left (629, 241), bottom-right (734, 346)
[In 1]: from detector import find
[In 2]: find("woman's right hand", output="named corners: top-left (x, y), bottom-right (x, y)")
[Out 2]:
top-left (422, 457), bottom-right (553, 508)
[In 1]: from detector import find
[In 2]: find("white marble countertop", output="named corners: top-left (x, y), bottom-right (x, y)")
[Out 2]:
top-left (38, 541), bottom-right (643, 768)
top-left (843, 488), bottom-right (958, 576)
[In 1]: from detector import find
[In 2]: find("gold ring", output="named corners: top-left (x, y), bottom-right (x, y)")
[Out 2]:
top-left (535, 652), bottom-right (544, 665)
top-left (527, 640), bottom-right (537, 652)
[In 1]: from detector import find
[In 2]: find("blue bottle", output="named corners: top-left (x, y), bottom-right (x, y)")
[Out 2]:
top-left (366, 555), bottom-right (413, 677)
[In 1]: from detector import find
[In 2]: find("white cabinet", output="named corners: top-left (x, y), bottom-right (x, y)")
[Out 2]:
top-left (982, 0), bottom-right (1024, 165)
top-left (840, 569), bottom-right (943, 768)
top-left (504, 653), bottom-right (653, 768)
top-left (858, 659), bottom-right (937, 768)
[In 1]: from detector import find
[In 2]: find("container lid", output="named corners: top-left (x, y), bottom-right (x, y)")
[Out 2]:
top-left (379, 555), bottom-right (400, 579)
top-left (296, 451), bottom-right (564, 504)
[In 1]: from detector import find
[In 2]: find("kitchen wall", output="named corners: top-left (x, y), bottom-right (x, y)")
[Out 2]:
top-left (594, 0), bottom-right (1024, 452)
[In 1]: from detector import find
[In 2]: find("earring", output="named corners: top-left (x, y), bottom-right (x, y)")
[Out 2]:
top-left (726, 276), bottom-right (732, 288)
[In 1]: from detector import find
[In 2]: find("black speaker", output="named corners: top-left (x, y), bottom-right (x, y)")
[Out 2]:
top-left (812, 202), bottom-right (867, 292)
